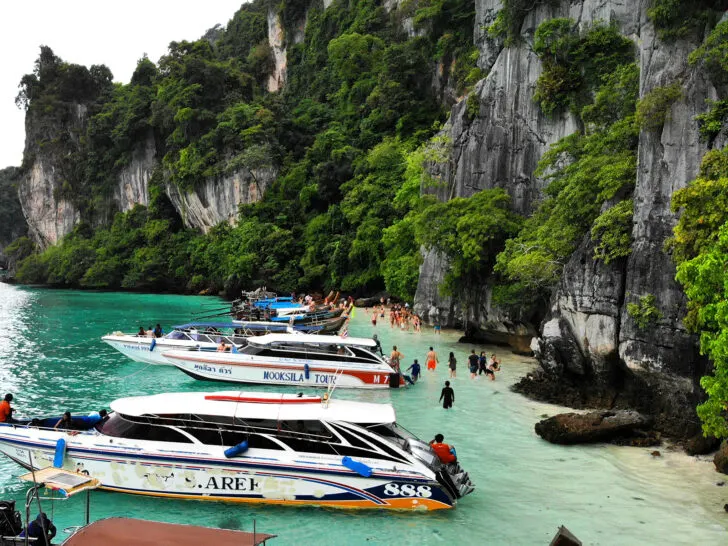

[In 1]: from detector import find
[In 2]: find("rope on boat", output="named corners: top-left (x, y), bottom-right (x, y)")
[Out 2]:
top-left (113, 362), bottom-right (155, 381)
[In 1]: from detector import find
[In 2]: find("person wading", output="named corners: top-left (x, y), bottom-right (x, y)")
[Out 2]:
top-left (448, 352), bottom-right (457, 378)
top-left (426, 347), bottom-right (439, 371)
top-left (439, 381), bottom-right (455, 409)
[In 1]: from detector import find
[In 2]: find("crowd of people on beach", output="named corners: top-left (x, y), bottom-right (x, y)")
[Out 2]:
top-left (365, 301), bottom-right (503, 410)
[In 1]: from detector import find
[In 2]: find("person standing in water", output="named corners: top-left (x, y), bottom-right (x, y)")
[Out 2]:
top-left (448, 352), bottom-right (457, 378)
top-left (426, 347), bottom-right (439, 371)
top-left (390, 346), bottom-right (403, 372)
top-left (468, 349), bottom-right (480, 379)
top-left (406, 359), bottom-right (422, 383)
top-left (478, 351), bottom-right (488, 375)
top-left (439, 381), bottom-right (455, 409)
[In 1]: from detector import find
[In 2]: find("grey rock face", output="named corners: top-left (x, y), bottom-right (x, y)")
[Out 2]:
top-left (165, 167), bottom-right (276, 232)
top-left (18, 103), bottom-right (87, 248)
top-left (113, 134), bottom-right (155, 212)
top-left (415, 0), bottom-right (714, 437)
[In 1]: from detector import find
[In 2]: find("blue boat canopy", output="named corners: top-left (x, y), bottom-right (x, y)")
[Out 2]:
top-left (171, 321), bottom-right (323, 332)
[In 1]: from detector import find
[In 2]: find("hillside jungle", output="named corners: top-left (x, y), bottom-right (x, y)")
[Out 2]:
top-left (2, 0), bottom-right (728, 438)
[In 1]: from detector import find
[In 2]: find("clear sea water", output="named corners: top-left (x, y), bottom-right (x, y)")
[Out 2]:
top-left (0, 282), bottom-right (726, 545)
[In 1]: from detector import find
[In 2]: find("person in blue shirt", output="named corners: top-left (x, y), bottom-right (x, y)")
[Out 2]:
top-left (21, 513), bottom-right (56, 545)
top-left (405, 359), bottom-right (421, 384)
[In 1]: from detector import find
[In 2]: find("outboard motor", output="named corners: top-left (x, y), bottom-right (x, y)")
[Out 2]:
top-left (0, 500), bottom-right (23, 543)
top-left (405, 439), bottom-right (475, 500)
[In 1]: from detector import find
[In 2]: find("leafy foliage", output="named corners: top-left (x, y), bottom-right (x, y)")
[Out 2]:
top-left (635, 83), bottom-right (683, 131)
top-left (648, 0), bottom-right (727, 40)
top-left (13, 0), bottom-right (482, 299)
top-left (416, 188), bottom-right (522, 298)
top-left (626, 294), bottom-right (663, 330)
top-left (532, 18), bottom-right (634, 116)
top-left (495, 61), bottom-right (639, 303)
top-left (590, 199), bottom-right (634, 264)
top-left (671, 148), bottom-right (728, 437)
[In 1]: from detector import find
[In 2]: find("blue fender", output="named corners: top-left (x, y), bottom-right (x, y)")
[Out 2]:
top-left (224, 441), bottom-right (249, 458)
top-left (342, 456), bottom-right (373, 477)
top-left (150, 338), bottom-right (156, 352)
top-left (53, 438), bottom-right (66, 468)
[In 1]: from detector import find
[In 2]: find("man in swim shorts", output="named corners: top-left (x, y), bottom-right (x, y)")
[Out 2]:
top-left (426, 347), bottom-right (438, 371)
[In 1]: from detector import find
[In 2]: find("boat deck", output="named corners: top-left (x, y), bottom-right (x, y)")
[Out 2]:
top-left (62, 517), bottom-right (275, 545)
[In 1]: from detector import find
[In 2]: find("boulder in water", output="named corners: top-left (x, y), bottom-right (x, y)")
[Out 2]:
top-left (535, 410), bottom-right (653, 445)
top-left (714, 441), bottom-right (728, 475)
top-left (684, 434), bottom-right (720, 456)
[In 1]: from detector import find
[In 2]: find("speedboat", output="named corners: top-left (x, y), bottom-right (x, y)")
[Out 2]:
top-left (162, 333), bottom-right (404, 389)
top-left (0, 392), bottom-right (474, 510)
top-left (101, 321), bottom-right (326, 366)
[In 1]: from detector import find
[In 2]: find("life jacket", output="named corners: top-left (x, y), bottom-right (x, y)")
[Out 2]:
top-left (431, 442), bottom-right (456, 464)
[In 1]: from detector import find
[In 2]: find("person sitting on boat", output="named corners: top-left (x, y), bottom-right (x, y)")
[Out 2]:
top-left (153, 323), bottom-right (163, 338)
top-left (137, 326), bottom-right (145, 337)
top-left (430, 434), bottom-right (457, 464)
top-left (84, 409), bottom-right (108, 426)
top-left (0, 393), bottom-right (14, 423)
top-left (20, 512), bottom-right (56, 546)
top-left (54, 412), bottom-right (75, 432)
top-left (216, 341), bottom-right (230, 352)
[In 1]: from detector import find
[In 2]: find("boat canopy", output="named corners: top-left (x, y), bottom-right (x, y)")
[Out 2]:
top-left (247, 333), bottom-right (377, 347)
top-left (110, 391), bottom-right (397, 424)
top-left (173, 321), bottom-right (291, 332)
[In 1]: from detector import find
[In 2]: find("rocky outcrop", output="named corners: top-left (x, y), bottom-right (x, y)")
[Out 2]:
top-left (531, 5), bottom-right (715, 439)
top-left (18, 103), bottom-right (87, 248)
top-left (535, 410), bottom-right (655, 445)
top-left (413, 0), bottom-right (719, 440)
top-left (267, 8), bottom-right (287, 93)
top-left (715, 441), bottom-right (728, 475)
top-left (113, 134), bottom-right (155, 212)
top-left (165, 167), bottom-right (276, 232)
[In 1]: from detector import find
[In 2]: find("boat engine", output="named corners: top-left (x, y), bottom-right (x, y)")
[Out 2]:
top-left (0, 500), bottom-right (22, 545)
top-left (405, 439), bottom-right (475, 500)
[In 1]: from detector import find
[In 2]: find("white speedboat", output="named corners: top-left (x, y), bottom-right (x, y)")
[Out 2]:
top-left (0, 392), bottom-right (474, 510)
top-left (162, 334), bottom-right (403, 389)
top-left (102, 321), bottom-right (311, 366)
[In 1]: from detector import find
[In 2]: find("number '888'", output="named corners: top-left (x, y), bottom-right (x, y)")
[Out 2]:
top-left (383, 483), bottom-right (432, 497)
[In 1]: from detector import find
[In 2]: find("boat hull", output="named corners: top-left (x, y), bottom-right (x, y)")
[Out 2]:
top-left (0, 429), bottom-right (453, 511)
top-left (101, 336), bottom-right (202, 366)
top-left (163, 351), bottom-right (398, 389)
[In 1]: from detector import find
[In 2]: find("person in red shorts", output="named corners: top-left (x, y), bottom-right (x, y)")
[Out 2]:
top-left (426, 347), bottom-right (438, 371)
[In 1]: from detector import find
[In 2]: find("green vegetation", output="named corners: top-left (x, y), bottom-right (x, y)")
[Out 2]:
top-left (688, 20), bottom-right (728, 144)
top-left (496, 62), bottom-right (639, 302)
top-left (635, 83), bottom-right (683, 131)
top-left (487, 0), bottom-right (559, 46)
top-left (671, 148), bottom-right (728, 437)
top-left (626, 294), bottom-right (663, 330)
top-left (532, 18), bottom-right (634, 116)
top-left (0, 168), bottom-right (26, 252)
top-left (647, 0), bottom-right (728, 40)
top-left (12, 0), bottom-right (482, 299)
top-left (590, 199), bottom-right (634, 264)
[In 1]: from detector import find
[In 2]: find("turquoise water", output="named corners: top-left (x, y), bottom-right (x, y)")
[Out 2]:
top-left (0, 283), bottom-right (726, 545)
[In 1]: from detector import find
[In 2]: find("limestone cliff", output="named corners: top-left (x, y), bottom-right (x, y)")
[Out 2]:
top-left (166, 167), bottom-right (277, 232)
top-left (18, 103), bottom-right (85, 249)
top-left (414, 0), bottom-right (718, 437)
top-left (0, 167), bottom-right (27, 267)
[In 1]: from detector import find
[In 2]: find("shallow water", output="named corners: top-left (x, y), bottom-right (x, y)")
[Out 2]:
top-left (0, 283), bottom-right (726, 545)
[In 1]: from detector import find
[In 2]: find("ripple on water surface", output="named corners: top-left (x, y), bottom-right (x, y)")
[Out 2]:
top-left (0, 284), bottom-right (726, 545)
